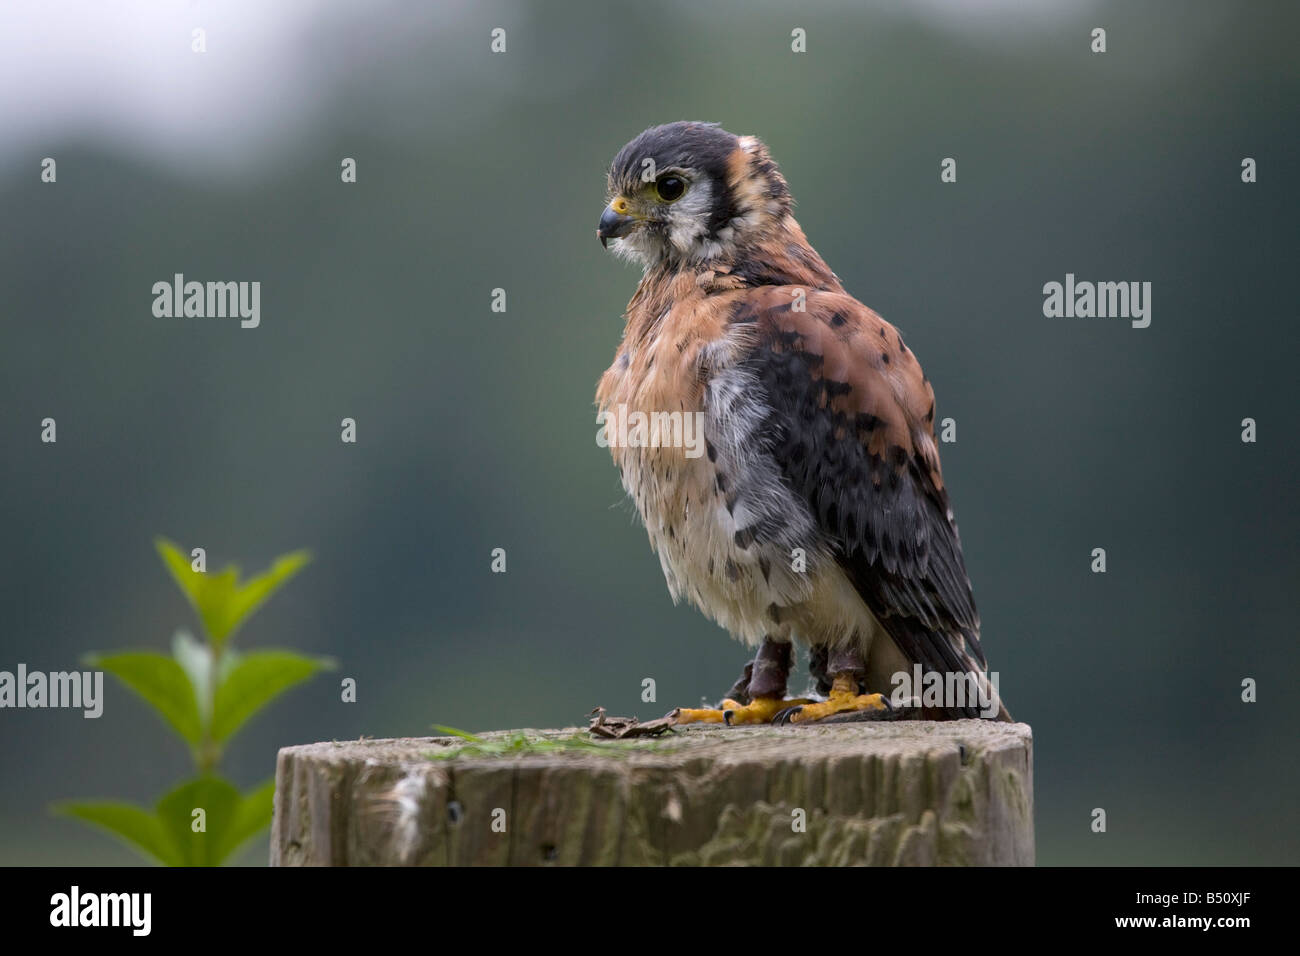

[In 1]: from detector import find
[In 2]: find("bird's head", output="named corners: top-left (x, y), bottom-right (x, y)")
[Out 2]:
top-left (597, 122), bottom-right (792, 267)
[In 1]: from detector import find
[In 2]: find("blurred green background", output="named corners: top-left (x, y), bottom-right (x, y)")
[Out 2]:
top-left (1, 0), bottom-right (1296, 865)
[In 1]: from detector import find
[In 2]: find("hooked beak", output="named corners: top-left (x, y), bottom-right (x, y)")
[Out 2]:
top-left (597, 198), bottom-right (637, 248)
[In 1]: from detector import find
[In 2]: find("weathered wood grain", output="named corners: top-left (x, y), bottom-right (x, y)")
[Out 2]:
top-left (271, 721), bottom-right (1033, 866)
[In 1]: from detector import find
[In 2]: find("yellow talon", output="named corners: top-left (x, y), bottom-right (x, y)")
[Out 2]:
top-left (672, 695), bottom-right (811, 726)
top-left (725, 695), bottom-right (812, 725)
top-left (787, 674), bottom-right (890, 724)
top-left (671, 704), bottom-right (731, 724)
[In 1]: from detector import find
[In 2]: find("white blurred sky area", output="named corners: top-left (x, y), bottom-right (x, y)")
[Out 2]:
top-left (1, 0), bottom-right (1102, 178)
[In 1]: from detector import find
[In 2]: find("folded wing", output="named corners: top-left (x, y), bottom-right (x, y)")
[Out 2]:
top-left (732, 287), bottom-right (998, 719)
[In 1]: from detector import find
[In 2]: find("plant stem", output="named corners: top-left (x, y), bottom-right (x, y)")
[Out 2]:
top-left (197, 640), bottom-right (223, 774)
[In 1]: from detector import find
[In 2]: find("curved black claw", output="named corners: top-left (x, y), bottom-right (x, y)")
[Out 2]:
top-left (772, 705), bottom-right (804, 726)
top-left (723, 709), bottom-right (735, 726)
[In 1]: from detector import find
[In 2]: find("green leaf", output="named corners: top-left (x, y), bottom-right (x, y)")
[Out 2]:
top-left (155, 538), bottom-right (238, 643)
top-left (154, 538), bottom-right (311, 645)
top-left (220, 551), bottom-right (312, 641)
top-left (210, 650), bottom-right (334, 744)
top-left (171, 630), bottom-right (239, 727)
top-left (86, 651), bottom-right (202, 747)
top-left (216, 778), bottom-right (276, 862)
top-left (156, 775), bottom-right (242, 866)
top-left (171, 630), bottom-right (214, 724)
top-left (53, 801), bottom-right (181, 867)
top-left (432, 724), bottom-right (483, 742)
top-left (55, 779), bottom-right (276, 868)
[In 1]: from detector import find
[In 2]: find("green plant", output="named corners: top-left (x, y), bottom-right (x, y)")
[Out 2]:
top-left (427, 725), bottom-right (676, 759)
top-left (54, 538), bottom-right (333, 866)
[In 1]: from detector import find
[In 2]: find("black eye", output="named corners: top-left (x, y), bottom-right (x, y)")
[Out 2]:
top-left (656, 175), bottom-right (685, 202)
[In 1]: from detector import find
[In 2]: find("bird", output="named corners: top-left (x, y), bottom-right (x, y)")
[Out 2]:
top-left (595, 122), bottom-right (1009, 724)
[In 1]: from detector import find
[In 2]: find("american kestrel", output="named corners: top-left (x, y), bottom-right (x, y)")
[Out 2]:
top-left (596, 122), bottom-right (1009, 724)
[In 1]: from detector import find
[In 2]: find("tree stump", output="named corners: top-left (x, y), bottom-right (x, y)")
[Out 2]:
top-left (271, 721), bottom-right (1033, 866)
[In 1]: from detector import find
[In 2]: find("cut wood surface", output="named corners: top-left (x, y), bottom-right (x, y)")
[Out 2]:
top-left (271, 720), bottom-right (1033, 866)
